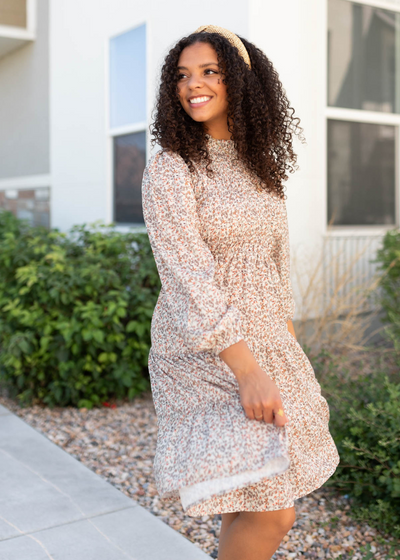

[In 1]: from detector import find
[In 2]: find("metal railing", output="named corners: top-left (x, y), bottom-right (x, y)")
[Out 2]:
top-left (322, 234), bottom-right (385, 314)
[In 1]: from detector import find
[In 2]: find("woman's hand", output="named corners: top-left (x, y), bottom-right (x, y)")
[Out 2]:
top-left (218, 340), bottom-right (288, 427)
top-left (236, 366), bottom-right (289, 426)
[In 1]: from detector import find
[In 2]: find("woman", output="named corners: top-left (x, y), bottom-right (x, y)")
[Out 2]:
top-left (141, 24), bottom-right (339, 560)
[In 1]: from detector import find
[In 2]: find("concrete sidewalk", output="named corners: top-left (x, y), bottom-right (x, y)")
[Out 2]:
top-left (0, 404), bottom-right (210, 560)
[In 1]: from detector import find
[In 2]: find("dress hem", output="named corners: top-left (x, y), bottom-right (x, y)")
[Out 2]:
top-left (179, 455), bottom-right (290, 512)
top-left (184, 461), bottom-right (340, 517)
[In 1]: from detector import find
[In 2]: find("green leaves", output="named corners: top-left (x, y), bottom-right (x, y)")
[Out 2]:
top-left (317, 350), bottom-right (400, 542)
top-left (0, 211), bottom-right (160, 409)
top-left (321, 229), bottom-right (398, 543)
top-left (375, 229), bottom-right (400, 356)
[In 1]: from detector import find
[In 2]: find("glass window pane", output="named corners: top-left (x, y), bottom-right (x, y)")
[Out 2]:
top-left (114, 131), bottom-right (145, 224)
top-left (327, 120), bottom-right (396, 226)
top-left (0, 0), bottom-right (27, 28)
top-left (110, 24), bottom-right (146, 128)
top-left (328, 0), bottom-right (400, 113)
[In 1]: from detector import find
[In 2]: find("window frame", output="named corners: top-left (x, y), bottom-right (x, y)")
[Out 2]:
top-left (106, 21), bottom-right (149, 232)
top-left (325, 0), bottom-right (400, 235)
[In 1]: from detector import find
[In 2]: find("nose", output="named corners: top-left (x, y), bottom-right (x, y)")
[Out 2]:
top-left (187, 72), bottom-right (204, 90)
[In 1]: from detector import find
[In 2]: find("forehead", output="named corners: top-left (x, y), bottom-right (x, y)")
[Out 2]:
top-left (177, 42), bottom-right (218, 68)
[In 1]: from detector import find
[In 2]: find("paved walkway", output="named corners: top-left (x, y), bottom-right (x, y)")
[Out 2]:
top-left (0, 404), bottom-right (209, 560)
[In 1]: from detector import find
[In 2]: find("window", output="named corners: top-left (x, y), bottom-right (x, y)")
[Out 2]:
top-left (114, 131), bottom-right (145, 224)
top-left (327, 0), bottom-right (400, 228)
top-left (109, 23), bottom-right (146, 225)
top-left (328, 120), bottom-right (396, 225)
top-left (0, 0), bottom-right (27, 28)
top-left (110, 23), bottom-right (146, 128)
top-left (328, 0), bottom-right (400, 113)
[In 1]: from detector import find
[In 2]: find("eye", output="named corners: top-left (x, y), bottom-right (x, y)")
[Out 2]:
top-left (177, 73), bottom-right (187, 80)
top-left (205, 69), bottom-right (218, 75)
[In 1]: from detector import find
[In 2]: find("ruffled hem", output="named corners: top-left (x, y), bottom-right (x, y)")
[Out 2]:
top-left (179, 455), bottom-right (289, 511)
top-left (184, 453), bottom-right (340, 516)
top-left (149, 351), bottom-right (292, 501)
top-left (148, 337), bottom-right (340, 512)
top-left (153, 412), bottom-right (291, 501)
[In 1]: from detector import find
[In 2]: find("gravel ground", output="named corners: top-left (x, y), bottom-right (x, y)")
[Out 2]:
top-left (1, 392), bottom-right (398, 559)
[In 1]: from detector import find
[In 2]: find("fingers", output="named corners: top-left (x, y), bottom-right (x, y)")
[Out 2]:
top-left (252, 408), bottom-right (272, 423)
top-left (259, 407), bottom-right (274, 424)
top-left (239, 376), bottom-right (289, 426)
top-left (250, 403), bottom-right (288, 426)
top-left (272, 407), bottom-right (289, 427)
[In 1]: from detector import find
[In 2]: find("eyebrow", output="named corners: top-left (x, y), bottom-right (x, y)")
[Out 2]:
top-left (177, 62), bottom-right (219, 70)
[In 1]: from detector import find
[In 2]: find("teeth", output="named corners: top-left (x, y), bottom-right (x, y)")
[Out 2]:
top-left (189, 96), bottom-right (211, 104)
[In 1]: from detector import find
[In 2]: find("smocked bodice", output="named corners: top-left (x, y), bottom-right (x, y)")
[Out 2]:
top-left (141, 136), bottom-right (295, 358)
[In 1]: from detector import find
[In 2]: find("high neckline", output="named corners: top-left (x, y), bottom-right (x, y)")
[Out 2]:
top-left (205, 134), bottom-right (237, 159)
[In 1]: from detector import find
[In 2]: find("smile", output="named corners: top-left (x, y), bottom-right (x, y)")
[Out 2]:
top-left (189, 96), bottom-right (212, 107)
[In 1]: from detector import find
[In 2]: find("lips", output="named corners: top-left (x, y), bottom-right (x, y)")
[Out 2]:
top-left (188, 96), bottom-right (212, 108)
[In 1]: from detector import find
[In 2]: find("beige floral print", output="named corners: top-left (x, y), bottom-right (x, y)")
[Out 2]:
top-left (141, 135), bottom-right (340, 516)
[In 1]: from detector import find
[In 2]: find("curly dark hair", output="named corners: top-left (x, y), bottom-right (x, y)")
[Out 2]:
top-left (150, 31), bottom-right (305, 199)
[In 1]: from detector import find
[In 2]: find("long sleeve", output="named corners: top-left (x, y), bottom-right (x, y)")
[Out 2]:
top-left (141, 149), bottom-right (244, 355)
top-left (273, 199), bottom-right (296, 322)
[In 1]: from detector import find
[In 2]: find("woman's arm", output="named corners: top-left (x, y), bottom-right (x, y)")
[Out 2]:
top-left (219, 340), bottom-right (289, 427)
top-left (271, 200), bottom-right (296, 325)
top-left (287, 320), bottom-right (296, 340)
top-left (218, 320), bottom-right (296, 426)
top-left (142, 150), bottom-right (244, 355)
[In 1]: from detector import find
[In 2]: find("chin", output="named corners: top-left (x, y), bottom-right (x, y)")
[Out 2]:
top-left (186, 112), bottom-right (210, 123)
top-left (191, 116), bottom-right (209, 123)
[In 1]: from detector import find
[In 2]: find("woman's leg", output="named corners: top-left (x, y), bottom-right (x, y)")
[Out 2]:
top-left (217, 507), bottom-right (296, 560)
top-left (219, 512), bottom-right (240, 543)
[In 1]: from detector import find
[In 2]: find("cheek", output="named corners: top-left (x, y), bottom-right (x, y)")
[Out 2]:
top-left (215, 82), bottom-right (228, 104)
top-left (176, 83), bottom-right (186, 102)
top-left (177, 87), bottom-right (191, 114)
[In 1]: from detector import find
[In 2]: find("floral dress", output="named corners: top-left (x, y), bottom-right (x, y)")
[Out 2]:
top-left (141, 135), bottom-right (339, 517)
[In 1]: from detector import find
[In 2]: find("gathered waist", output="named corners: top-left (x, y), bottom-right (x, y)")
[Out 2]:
top-left (210, 237), bottom-right (274, 258)
top-left (213, 251), bottom-right (281, 289)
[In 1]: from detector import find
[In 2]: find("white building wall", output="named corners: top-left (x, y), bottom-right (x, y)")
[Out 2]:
top-left (49, 0), bottom-right (397, 322)
top-left (249, 0), bottom-right (327, 258)
top-left (50, 2), bottom-right (109, 230)
top-left (50, 0), bottom-right (249, 231)
top-left (0, 0), bottom-right (49, 179)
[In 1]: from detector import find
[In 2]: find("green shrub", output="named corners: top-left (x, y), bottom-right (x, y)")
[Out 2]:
top-left (313, 350), bottom-right (400, 541)
top-left (375, 228), bottom-right (400, 352)
top-left (338, 543), bottom-right (400, 560)
top-left (0, 211), bottom-right (161, 408)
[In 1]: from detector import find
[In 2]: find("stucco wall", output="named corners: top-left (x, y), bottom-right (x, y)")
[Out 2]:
top-left (0, 0), bottom-right (49, 179)
top-left (49, 0), bottom-right (249, 231)
top-left (249, 0), bottom-right (327, 256)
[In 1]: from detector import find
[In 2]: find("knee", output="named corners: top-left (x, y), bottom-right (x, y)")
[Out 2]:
top-left (268, 507), bottom-right (296, 536)
top-left (241, 507), bottom-right (296, 537)
top-left (278, 507), bottom-right (296, 535)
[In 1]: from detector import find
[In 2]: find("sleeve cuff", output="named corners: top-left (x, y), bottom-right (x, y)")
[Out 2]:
top-left (213, 332), bottom-right (245, 357)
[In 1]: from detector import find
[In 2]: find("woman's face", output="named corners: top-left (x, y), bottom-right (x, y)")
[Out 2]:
top-left (176, 42), bottom-right (229, 131)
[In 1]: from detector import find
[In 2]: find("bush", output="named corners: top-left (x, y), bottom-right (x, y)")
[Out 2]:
top-left (0, 211), bottom-right (161, 408)
top-left (313, 350), bottom-right (400, 541)
top-left (375, 228), bottom-right (400, 351)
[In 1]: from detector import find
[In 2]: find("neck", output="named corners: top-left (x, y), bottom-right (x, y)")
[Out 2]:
top-left (204, 116), bottom-right (232, 140)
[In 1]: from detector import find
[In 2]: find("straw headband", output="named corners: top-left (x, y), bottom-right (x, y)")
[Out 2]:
top-left (193, 25), bottom-right (252, 70)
